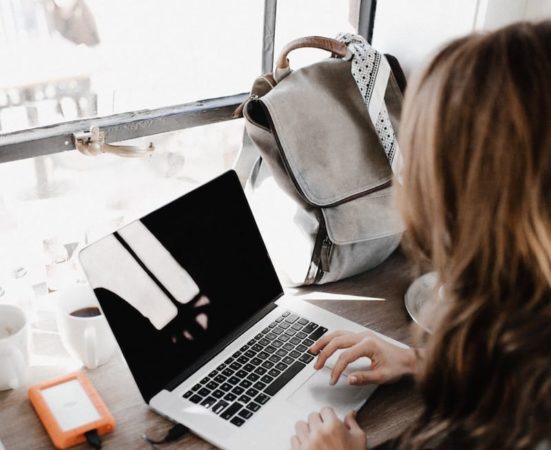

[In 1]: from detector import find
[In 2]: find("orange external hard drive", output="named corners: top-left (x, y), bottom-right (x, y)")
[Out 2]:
top-left (28, 372), bottom-right (116, 449)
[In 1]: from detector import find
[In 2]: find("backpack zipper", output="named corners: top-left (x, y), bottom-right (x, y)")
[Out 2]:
top-left (320, 236), bottom-right (334, 273)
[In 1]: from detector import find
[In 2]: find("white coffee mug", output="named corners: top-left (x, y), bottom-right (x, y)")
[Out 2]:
top-left (56, 285), bottom-right (117, 369)
top-left (0, 304), bottom-right (29, 390)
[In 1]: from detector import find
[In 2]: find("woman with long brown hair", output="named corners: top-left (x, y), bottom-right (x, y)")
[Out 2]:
top-left (291, 21), bottom-right (551, 450)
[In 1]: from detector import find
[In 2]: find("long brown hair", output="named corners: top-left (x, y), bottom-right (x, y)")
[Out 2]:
top-left (397, 22), bottom-right (551, 449)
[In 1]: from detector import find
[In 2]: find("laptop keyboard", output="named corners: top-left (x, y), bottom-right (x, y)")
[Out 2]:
top-left (182, 311), bottom-right (328, 427)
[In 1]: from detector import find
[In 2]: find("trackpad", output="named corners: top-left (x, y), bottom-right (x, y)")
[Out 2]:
top-left (287, 368), bottom-right (376, 416)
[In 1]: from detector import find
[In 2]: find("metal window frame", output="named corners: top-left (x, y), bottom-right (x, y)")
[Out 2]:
top-left (0, 0), bottom-right (376, 164)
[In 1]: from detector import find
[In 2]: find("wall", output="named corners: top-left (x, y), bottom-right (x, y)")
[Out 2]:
top-left (524, 0), bottom-right (551, 19)
top-left (372, 0), bottom-right (551, 76)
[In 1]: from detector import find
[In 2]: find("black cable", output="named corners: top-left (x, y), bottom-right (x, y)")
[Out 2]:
top-left (85, 429), bottom-right (102, 449)
top-left (142, 423), bottom-right (189, 449)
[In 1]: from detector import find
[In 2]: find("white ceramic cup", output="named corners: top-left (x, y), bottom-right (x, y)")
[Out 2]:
top-left (56, 285), bottom-right (117, 369)
top-left (0, 304), bottom-right (29, 390)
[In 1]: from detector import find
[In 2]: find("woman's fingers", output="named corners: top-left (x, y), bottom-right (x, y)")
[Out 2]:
top-left (291, 435), bottom-right (301, 450)
top-left (330, 339), bottom-right (376, 384)
top-left (294, 420), bottom-right (310, 441)
top-left (348, 370), bottom-right (384, 385)
top-left (344, 410), bottom-right (362, 432)
top-left (319, 406), bottom-right (339, 423)
top-left (309, 330), bottom-right (347, 354)
top-left (314, 333), bottom-right (364, 370)
top-left (307, 412), bottom-right (323, 431)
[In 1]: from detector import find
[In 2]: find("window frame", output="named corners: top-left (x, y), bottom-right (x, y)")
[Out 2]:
top-left (0, 0), bottom-right (376, 164)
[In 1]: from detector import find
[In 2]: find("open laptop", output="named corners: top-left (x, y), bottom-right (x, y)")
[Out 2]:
top-left (79, 170), bottom-right (407, 450)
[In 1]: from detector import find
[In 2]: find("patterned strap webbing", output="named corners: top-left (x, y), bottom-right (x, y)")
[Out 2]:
top-left (336, 32), bottom-right (403, 181)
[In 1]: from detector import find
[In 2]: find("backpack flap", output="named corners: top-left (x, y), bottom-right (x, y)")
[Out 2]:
top-left (260, 57), bottom-right (392, 207)
top-left (321, 187), bottom-right (403, 246)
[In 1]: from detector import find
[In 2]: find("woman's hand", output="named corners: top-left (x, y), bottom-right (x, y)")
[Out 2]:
top-left (291, 408), bottom-right (366, 450)
top-left (310, 330), bottom-right (418, 385)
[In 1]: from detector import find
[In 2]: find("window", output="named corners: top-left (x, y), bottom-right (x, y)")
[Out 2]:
top-left (0, 0), bottom-right (375, 302)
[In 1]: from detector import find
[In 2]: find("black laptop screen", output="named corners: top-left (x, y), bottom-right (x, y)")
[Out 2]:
top-left (80, 171), bottom-right (283, 402)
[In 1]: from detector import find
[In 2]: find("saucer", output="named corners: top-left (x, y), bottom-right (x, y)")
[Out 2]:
top-left (404, 272), bottom-right (439, 333)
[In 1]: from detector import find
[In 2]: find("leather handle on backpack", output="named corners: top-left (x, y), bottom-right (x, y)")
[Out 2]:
top-left (275, 36), bottom-right (350, 70)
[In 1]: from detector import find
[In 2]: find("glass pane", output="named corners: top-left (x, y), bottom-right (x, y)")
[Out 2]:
top-left (0, 0), bottom-right (263, 133)
top-left (0, 119), bottom-right (244, 298)
top-left (274, 0), bottom-right (358, 70)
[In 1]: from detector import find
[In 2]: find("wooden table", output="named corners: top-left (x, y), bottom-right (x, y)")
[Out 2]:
top-left (0, 251), bottom-right (422, 449)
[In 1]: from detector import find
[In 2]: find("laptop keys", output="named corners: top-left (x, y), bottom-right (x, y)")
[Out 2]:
top-left (260, 375), bottom-right (274, 384)
top-left (238, 394), bottom-right (252, 404)
top-left (201, 397), bottom-right (217, 408)
top-left (231, 416), bottom-right (245, 427)
top-left (267, 369), bottom-right (281, 378)
top-left (284, 314), bottom-right (299, 324)
top-left (221, 403), bottom-right (243, 420)
top-left (255, 393), bottom-right (270, 405)
top-left (221, 368), bottom-right (233, 377)
top-left (302, 323), bottom-right (317, 334)
top-left (228, 376), bottom-right (240, 385)
top-left (212, 400), bottom-right (230, 414)
top-left (245, 388), bottom-right (259, 397)
top-left (232, 386), bottom-right (245, 395)
top-left (248, 402), bottom-right (261, 412)
top-left (198, 388), bottom-right (210, 397)
top-left (282, 356), bottom-right (294, 365)
top-left (246, 373), bottom-right (260, 381)
top-left (253, 381), bottom-right (267, 390)
top-left (239, 379), bottom-right (252, 388)
top-left (212, 389), bottom-right (224, 399)
top-left (309, 326), bottom-right (328, 341)
top-left (264, 361), bottom-right (306, 396)
top-left (238, 409), bottom-right (253, 419)
top-left (295, 344), bottom-right (308, 353)
top-left (189, 311), bottom-right (328, 427)
top-left (206, 381), bottom-right (219, 391)
top-left (189, 394), bottom-right (203, 404)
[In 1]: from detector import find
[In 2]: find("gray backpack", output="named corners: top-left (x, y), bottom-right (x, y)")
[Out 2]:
top-left (234, 35), bottom-right (405, 286)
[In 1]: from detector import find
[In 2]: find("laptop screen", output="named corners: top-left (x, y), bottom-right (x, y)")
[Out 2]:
top-left (79, 171), bottom-right (283, 402)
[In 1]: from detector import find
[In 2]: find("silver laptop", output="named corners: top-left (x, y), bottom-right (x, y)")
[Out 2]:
top-left (79, 170), bottom-right (406, 450)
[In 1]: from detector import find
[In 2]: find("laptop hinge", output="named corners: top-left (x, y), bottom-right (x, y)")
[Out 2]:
top-left (163, 300), bottom-right (280, 395)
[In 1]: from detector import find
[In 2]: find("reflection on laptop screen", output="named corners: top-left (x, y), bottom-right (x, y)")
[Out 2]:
top-left (80, 171), bottom-right (283, 402)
